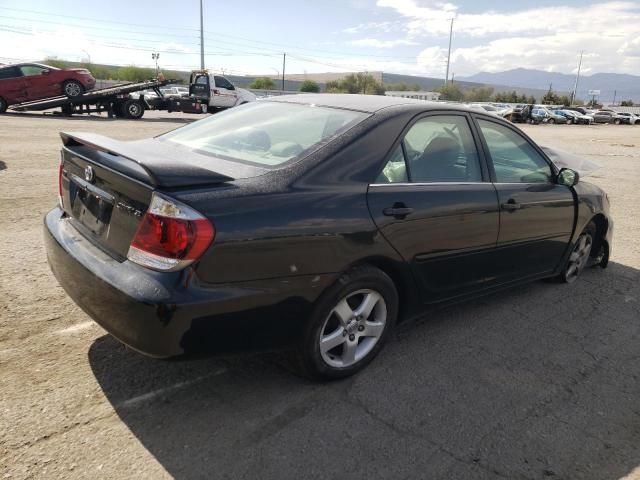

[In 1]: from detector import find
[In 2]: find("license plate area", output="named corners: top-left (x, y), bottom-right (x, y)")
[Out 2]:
top-left (69, 175), bottom-right (114, 236)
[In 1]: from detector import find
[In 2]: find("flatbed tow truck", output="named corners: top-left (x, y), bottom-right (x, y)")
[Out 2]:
top-left (7, 78), bottom-right (204, 119)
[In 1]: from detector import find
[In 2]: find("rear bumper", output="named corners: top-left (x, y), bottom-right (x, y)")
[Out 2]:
top-left (44, 208), bottom-right (335, 356)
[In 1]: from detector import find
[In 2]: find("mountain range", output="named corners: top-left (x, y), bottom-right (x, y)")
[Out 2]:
top-left (460, 68), bottom-right (640, 103)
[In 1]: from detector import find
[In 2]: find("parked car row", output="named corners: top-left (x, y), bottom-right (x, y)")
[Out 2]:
top-left (506, 104), bottom-right (639, 125)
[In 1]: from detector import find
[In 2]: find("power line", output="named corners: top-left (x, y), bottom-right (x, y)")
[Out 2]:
top-left (0, 9), bottom-right (423, 60)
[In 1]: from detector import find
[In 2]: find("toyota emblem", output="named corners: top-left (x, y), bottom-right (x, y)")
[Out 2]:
top-left (84, 165), bottom-right (95, 183)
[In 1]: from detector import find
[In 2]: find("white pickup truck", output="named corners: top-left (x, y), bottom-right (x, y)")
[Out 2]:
top-left (189, 71), bottom-right (256, 112)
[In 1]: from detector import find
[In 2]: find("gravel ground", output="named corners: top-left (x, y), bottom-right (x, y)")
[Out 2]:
top-left (1, 110), bottom-right (639, 480)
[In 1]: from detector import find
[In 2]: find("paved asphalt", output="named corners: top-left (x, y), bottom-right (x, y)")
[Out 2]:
top-left (1, 113), bottom-right (639, 479)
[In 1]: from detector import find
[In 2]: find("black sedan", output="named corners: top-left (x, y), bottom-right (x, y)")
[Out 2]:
top-left (44, 95), bottom-right (613, 379)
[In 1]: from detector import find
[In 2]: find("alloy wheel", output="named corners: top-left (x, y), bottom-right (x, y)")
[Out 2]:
top-left (565, 234), bottom-right (593, 283)
top-left (319, 289), bottom-right (387, 368)
top-left (64, 82), bottom-right (81, 97)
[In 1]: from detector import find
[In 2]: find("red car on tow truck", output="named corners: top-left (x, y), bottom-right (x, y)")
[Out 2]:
top-left (0, 62), bottom-right (96, 113)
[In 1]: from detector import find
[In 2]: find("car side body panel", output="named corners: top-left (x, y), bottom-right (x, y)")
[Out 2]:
top-left (42, 98), bottom-right (613, 357)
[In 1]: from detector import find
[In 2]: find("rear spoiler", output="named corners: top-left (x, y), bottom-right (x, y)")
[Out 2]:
top-left (60, 132), bottom-right (235, 188)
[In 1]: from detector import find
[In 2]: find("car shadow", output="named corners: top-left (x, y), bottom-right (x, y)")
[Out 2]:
top-left (2, 111), bottom-right (197, 124)
top-left (89, 261), bottom-right (640, 479)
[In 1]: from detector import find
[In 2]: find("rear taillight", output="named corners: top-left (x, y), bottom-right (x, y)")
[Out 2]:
top-left (127, 193), bottom-right (215, 272)
top-left (58, 161), bottom-right (64, 208)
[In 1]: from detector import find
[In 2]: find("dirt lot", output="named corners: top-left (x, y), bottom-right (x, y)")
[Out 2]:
top-left (1, 111), bottom-right (639, 480)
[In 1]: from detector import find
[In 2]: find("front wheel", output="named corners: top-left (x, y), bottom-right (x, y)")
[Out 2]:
top-left (558, 222), bottom-right (595, 284)
top-left (548, 118), bottom-right (555, 124)
top-left (62, 80), bottom-right (84, 98)
top-left (0, 97), bottom-right (7, 113)
top-left (294, 265), bottom-right (398, 380)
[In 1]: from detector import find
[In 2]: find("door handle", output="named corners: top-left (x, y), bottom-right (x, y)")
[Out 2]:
top-left (501, 199), bottom-right (521, 211)
top-left (383, 204), bottom-right (414, 218)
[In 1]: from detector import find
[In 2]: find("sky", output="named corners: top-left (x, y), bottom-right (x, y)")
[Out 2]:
top-left (1, 0), bottom-right (639, 79)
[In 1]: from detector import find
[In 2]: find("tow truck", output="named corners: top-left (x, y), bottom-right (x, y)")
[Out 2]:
top-left (7, 71), bottom-right (255, 119)
top-left (8, 78), bottom-right (179, 119)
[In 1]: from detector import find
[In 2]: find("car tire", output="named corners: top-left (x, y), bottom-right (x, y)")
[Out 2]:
top-left (122, 99), bottom-right (144, 119)
top-left (0, 97), bottom-right (7, 113)
top-left (614, 119), bottom-right (621, 125)
top-left (293, 265), bottom-right (398, 380)
top-left (548, 118), bottom-right (555, 124)
top-left (62, 80), bottom-right (85, 98)
top-left (557, 222), bottom-right (596, 284)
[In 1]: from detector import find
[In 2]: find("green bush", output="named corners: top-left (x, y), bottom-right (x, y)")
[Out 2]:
top-left (249, 77), bottom-right (276, 89)
top-left (117, 66), bottom-right (155, 82)
top-left (299, 80), bottom-right (320, 93)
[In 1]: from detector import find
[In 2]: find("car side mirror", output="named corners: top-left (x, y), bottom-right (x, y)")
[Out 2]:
top-left (227, 84), bottom-right (235, 90)
top-left (41, 69), bottom-right (50, 75)
top-left (557, 168), bottom-right (579, 187)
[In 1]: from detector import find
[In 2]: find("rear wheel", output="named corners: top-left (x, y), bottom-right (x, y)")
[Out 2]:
top-left (567, 118), bottom-right (573, 125)
top-left (557, 222), bottom-right (596, 284)
top-left (548, 118), bottom-right (555, 124)
top-left (122, 99), bottom-right (144, 119)
top-left (0, 97), bottom-right (7, 113)
top-left (294, 265), bottom-right (398, 380)
top-left (62, 80), bottom-right (84, 98)
top-left (614, 119), bottom-right (621, 125)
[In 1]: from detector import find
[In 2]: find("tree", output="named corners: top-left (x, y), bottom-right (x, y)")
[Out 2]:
top-left (324, 73), bottom-right (384, 95)
top-left (541, 88), bottom-right (569, 105)
top-left (299, 80), bottom-right (320, 93)
top-left (249, 77), bottom-right (276, 89)
top-left (466, 86), bottom-right (494, 102)
top-left (620, 100), bottom-right (634, 106)
top-left (117, 66), bottom-right (155, 82)
top-left (437, 83), bottom-right (464, 101)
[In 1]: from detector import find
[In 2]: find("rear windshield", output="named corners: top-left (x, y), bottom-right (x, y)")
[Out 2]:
top-left (160, 102), bottom-right (369, 167)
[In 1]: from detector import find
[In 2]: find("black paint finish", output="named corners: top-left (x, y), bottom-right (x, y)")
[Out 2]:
top-left (44, 95), bottom-right (613, 356)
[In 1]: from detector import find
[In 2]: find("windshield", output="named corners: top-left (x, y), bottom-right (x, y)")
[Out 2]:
top-left (161, 102), bottom-right (369, 167)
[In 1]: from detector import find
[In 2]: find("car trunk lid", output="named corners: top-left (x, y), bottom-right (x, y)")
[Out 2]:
top-left (59, 132), bottom-right (249, 261)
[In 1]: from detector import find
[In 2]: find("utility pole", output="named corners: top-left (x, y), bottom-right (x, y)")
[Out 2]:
top-left (282, 53), bottom-right (286, 91)
top-left (444, 17), bottom-right (454, 86)
top-left (570, 50), bottom-right (583, 105)
top-left (612, 89), bottom-right (617, 106)
top-left (199, 0), bottom-right (205, 69)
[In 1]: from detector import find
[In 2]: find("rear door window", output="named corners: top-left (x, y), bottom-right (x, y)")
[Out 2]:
top-left (0, 67), bottom-right (22, 80)
top-left (376, 115), bottom-right (482, 183)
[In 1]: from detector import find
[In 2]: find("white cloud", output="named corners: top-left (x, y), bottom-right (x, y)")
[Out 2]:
top-left (618, 36), bottom-right (640, 57)
top-left (372, 0), bottom-right (640, 75)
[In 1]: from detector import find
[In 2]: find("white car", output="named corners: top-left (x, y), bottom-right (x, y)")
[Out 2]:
top-left (560, 110), bottom-right (594, 125)
top-left (160, 86), bottom-right (189, 99)
top-left (614, 112), bottom-right (640, 125)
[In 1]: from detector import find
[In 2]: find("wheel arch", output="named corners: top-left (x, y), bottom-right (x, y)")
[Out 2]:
top-left (589, 213), bottom-right (610, 260)
top-left (345, 255), bottom-right (418, 322)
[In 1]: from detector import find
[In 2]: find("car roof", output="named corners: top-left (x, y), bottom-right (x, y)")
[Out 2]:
top-left (263, 93), bottom-right (473, 114)
top-left (0, 62), bottom-right (55, 69)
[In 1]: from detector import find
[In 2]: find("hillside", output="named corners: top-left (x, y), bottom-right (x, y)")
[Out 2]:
top-left (460, 68), bottom-right (640, 103)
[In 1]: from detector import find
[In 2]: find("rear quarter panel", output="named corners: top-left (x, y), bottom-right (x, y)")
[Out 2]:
top-left (171, 107), bottom-right (417, 285)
